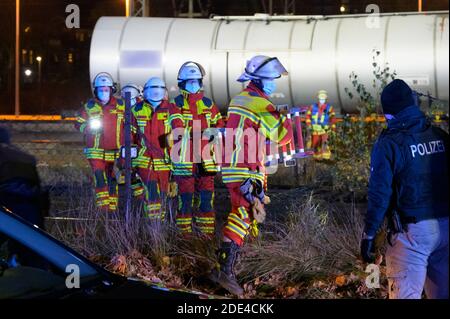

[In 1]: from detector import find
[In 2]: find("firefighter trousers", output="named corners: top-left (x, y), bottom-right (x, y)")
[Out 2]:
top-left (88, 158), bottom-right (118, 212)
top-left (175, 165), bottom-right (216, 237)
top-left (137, 167), bottom-right (170, 220)
top-left (222, 181), bottom-right (259, 246)
top-left (311, 131), bottom-right (331, 160)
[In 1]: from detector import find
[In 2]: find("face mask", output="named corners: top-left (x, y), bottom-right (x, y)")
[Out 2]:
top-left (319, 99), bottom-right (326, 105)
top-left (149, 99), bottom-right (161, 108)
top-left (97, 90), bottom-right (110, 104)
top-left (261, 79), bottom-right (276, 95)
top-left (185, 80), bottom-right (201, 94)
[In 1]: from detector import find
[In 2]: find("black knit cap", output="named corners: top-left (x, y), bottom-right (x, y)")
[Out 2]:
top-left (381, 79), bottom-right (415, 115)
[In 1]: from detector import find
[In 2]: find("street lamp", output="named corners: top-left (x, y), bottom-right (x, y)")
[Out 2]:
top-left (340, 5), bottom-right (347, 13)
top-left (36, 56), bottom-right (42, 86)
top-left (24, 69), bottom-right (32, 77)
top-left (15, 0), bottom-right (20, 115)
top-left (125, 0), bottom-right (131, 17)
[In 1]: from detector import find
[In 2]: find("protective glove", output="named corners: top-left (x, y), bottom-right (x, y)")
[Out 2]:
top-left (360, 235), bottom-right (376, 263)
top-left (250, 220), bottom-right (259, 238)
top-left (253, 179), bottom-right (265, 203)
top-left (240, 178), bottom-right (255, 204)
top-left (113, 159), bottom-right (124, 184)
top-left (167, 181), bottom-right (178, 198)
top-left (252, 198), bottom-right (266, 224)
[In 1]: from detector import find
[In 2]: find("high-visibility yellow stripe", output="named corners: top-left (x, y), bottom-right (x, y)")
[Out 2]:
top-left (228, 107), bottom-right (259, 126)
top-left (176, 220), bottom-right (193, 225)
top-left (211, 112), bottom-right (222, 124)
top-left (195, 217), bottom-right (215, 222)
top-left (96, 191), bottom-right (109, 196)
top-left (229, 212), bottom-right (250, 229)
top-left (225, 223), bottom-right (247, 238)
top-left (198, 227), bottom-right (215, 233)
top-left (237, 206), bottom-right (249, 219)
top-left (231, 117), bottom-right (245, 166)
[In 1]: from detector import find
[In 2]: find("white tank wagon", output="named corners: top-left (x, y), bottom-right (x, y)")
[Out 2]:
top-left (90, 11), bottom-right (449, 113)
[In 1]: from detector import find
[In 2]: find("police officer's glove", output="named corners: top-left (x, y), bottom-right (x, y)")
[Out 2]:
top-left (360, 234), bottom-right (376, 263)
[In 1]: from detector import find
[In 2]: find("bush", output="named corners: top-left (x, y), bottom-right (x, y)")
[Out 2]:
top-left (329, 117), bottom-right (384, 192)
top-left (327, 50), bottom-right (394, 192)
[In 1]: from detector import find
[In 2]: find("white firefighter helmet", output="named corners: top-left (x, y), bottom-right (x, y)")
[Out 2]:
top-left (121, 83), bottom-right (142, 100)
top-left (93, 72), bottom-right (114, 88)
top-left (92, 72), bottom-right (117, 93)
top-left (237, 55), bottom-right (288, 82)
top-left (177, 61), bottom-right (206, 82)
top-left (317, 90), bottom-right (328, 100)
top-left (143, 77), bottom-right (166, 103)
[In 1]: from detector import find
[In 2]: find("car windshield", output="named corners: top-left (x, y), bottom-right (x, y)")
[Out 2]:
top-left (0, 208), bottom-right (100, 279)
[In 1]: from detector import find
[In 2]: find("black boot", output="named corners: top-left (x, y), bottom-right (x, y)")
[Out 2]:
top-left (209, 241), bottom-right (244, 296)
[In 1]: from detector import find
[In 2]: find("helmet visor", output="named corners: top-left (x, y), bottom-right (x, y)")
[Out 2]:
top-left (255, 57), bottom-right (288, 79)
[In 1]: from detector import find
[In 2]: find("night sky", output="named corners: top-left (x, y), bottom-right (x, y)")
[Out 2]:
top-left (0, 0), bottom-right (448, 115)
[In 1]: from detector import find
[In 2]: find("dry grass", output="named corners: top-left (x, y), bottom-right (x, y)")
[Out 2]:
top-left (40, 165), bottom-right (387, 298)
top-left (238, 193), bottom-right (363, 283)
top-left (44, 181), bottom-right (386, 298)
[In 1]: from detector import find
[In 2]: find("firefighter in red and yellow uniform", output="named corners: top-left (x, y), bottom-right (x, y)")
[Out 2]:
top-left (131, 77), bottom-right (184, 220)
top-left (172, 61), bottom-right (225, 238)
top-left (75, 72), bottom-right (128, 212)
top-left (210, 56), bottom-right (293, 295)
top-left (305, 90), bottom-right (336, 160)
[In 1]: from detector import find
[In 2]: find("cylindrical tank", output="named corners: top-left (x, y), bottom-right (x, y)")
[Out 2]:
top-left (90, 12), bottom-right (449, 113)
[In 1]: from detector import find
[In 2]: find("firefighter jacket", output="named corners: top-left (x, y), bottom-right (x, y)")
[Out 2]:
top-left (221, 82), bottom-right (293, 185)
top-left (306, 102), bottom-right (336, 133)
top-left (75, 97), bottom-right (128, 160)
top-left (171, 90), bottom-right (225, 176)
top-left (131, 99), bottom-right (184, 171)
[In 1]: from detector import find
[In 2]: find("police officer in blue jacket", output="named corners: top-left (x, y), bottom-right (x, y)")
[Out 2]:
top-left (0, 127), bottom-right (48, 229)
top-left (360, 79), bottom-right (449, 299)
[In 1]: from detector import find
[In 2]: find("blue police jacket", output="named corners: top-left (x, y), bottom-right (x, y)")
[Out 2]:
top-left (364, 105), bottom-right (449, 237)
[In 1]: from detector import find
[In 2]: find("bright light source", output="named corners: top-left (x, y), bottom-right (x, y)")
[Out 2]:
top-left (89, 118), bottom-right (102, 131)
top-left (36, 56), bottom-right (42, 62)
top-left (24, 69), bottom-right (32, 77)
top-left (340, 5), bottom-right (346, 13)
top-left (125, 0), bottom-right (130, 17)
